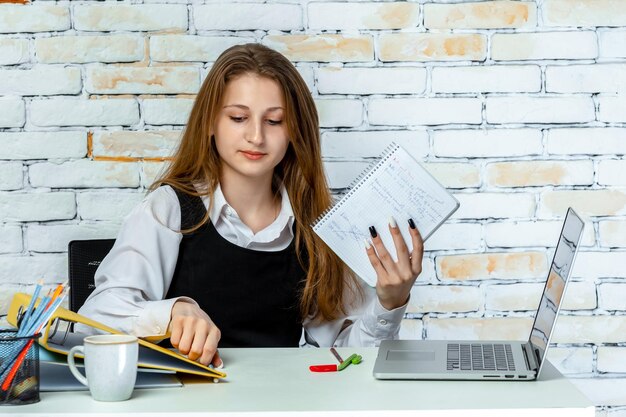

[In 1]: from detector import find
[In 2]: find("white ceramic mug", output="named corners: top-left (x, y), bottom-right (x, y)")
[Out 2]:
top-left (67, 334), bottom-right (138, 402)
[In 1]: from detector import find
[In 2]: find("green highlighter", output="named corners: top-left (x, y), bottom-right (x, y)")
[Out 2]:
top-left (337, 353), bottom-right (363, 371)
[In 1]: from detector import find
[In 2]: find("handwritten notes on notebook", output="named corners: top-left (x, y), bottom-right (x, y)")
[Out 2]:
top-left (312, 143), bottom-right (459, 287)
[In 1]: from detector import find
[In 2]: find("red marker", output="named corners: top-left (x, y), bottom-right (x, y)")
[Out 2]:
top-left (309, 364), bottom-right (338, 372)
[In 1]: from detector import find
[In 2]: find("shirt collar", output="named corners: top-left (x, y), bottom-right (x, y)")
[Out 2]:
top-left (209, 183), bottom-right (295, 240)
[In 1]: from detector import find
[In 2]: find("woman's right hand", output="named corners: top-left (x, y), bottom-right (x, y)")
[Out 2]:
top-left (169, 300), bottom-right (222, 367)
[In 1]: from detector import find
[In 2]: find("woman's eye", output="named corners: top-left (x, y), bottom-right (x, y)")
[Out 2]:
top-left (267, 119), bottom-right (282, 125)
top-left (230, 116), bottom-right (246, 122)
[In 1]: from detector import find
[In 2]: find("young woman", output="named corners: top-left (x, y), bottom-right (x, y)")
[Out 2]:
top-left (77, 43), bottom-right (424, 367)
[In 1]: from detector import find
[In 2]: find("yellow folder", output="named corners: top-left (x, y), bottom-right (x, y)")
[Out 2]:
top-left (7, 292), bottom-right (226, 380)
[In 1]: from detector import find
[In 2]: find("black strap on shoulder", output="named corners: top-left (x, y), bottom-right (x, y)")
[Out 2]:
top-left (171, 187), bottom-right (207, 231)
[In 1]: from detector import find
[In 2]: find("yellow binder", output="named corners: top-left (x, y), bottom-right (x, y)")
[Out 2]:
top-left (7, 292), bottom-right (226, 380)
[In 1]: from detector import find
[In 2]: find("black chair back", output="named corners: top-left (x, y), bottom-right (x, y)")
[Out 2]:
top-left (68, 239), bottom-right (115, 312)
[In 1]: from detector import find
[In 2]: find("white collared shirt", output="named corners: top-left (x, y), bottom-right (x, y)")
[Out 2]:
top-left (77, 185), bottom-right (407, 347)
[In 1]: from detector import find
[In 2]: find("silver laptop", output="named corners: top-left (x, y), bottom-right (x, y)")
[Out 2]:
top-left (373, 207), bottom-right (584, 381)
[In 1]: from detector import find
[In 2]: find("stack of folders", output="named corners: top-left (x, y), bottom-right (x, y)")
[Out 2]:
top-left (7, 293), bottom-right (226, 391)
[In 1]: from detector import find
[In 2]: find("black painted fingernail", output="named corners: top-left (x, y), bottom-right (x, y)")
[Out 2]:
top-left (408, 218), bottom-right (416, 229)
top-left (369, 226), bottom-right (377, 238)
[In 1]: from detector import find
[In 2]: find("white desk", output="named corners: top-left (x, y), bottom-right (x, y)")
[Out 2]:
top-left (5, 347), bottom-right (594, 416)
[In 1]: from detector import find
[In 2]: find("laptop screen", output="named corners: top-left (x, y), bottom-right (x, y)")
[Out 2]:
top-left (529, 208), bottom-right (584, 374)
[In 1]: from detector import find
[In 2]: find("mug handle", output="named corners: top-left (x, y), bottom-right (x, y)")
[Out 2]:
top-left (67, 346), bottom-right (88, 387)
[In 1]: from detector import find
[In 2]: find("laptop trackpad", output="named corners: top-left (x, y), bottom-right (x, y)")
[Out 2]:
top-left (387, 350), bottom-right (435, 361)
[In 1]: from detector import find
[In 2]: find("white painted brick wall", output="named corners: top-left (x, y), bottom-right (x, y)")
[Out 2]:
top-left (29, 160), bottom-right (140, 189)
top-left (0, 97), bottom-right (24, 128)
top-left (0, 68), bottom-right (81, 96)
top-left (30, 99), bottom-right (140, 127)
top-left (431, 65), bottom-right (541, 93)
top-left (194, 4), bottom-right (302, 31)
top-left (0, 192), bottom-right (75, 222)
top-left (369, 98), bottom-right (482, 126)
top-left (1, 1), bottom-right (626, 409)
top-left (0, 162), bottom-right (23, 191)
top-left (0, 131), bottom-right (86, 160)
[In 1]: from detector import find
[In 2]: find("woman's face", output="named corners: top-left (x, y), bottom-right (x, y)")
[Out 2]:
top-left (213, 73), bottom-right (290, 185)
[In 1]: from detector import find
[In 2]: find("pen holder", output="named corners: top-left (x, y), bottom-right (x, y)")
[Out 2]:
top-left (0, 331), bottom-right (40, 406)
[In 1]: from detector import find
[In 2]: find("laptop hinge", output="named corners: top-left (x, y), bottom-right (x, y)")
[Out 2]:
top-left (522, 342), bottom-right (539, 371)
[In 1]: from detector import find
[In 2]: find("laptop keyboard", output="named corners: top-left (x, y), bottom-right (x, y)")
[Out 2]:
top-left (447, 343), bottom-right (516, 371)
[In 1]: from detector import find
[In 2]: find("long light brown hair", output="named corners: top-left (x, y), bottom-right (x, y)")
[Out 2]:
top-left (151, 43), bottom-right (360, 322)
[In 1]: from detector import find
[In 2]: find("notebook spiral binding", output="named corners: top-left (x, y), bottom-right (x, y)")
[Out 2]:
top-left (312, 142), bottom-right (401, 229)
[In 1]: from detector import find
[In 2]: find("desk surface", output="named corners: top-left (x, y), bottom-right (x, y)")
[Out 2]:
top-left (6, 347), bottom-right (594, 416)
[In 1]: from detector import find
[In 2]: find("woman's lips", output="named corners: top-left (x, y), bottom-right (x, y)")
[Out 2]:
top-left (241, 150), bottom-right (265, 160)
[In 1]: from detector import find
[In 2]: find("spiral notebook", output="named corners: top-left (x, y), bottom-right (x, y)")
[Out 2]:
top-left (312, 143), bottom-right (459, 287)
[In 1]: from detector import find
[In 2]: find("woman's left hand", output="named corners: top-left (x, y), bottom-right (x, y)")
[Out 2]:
top-left (365, 217), bottom-right (424, 310)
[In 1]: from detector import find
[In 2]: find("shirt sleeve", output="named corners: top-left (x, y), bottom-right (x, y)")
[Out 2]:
top-left (76, 186), bottom-right (195, 337)
top-left (302, 277), bottom-right (408, 348)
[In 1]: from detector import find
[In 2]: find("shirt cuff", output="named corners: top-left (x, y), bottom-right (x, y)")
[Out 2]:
top-left (363, 296), bottom-right (409, 341)
top-left (135, 296), bottom-right (198, 338)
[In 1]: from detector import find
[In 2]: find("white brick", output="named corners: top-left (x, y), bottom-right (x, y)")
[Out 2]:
top-left (29, 160), bottom-right (140, 189)
top-left (407, 285), bottom-right (481, 313)
top-left (599, 160), bottom-right (626, 186)
top-left (26, 223), bottom-right (120, 253)
top-left (399, 319), bottom-right (423, 340)
top-left (143, 99), bottom-right (194, 125)
top-left (0, 225), bottom-right (22, 254)
top-left (31, 99), bottom-right (139, 127)
top-left (539, 189), bottom-right (626, 218)
top-left (141, 161), bottom-right (168, 188)
top-left (77, 191), bottom-right (144, 221)
top-left (486, 283), bottom-right (543, 311)
top-left (74, 4), bottom-right (187, 32)
top-left (0, 5), bottom-right (70, 33)
top-left (600, 30), bottom-right (626, 58)
top-left (486, 96), bottom-right (595, 124)
top-left (323, 160), bottom-right (369, 189)
top-left (486, 160), bottom-right (594, 187)
top-left (485, 220), bottom-right (595, 248)
top-left (547, 347), bottom-right (593, 375)
top-left (598, 283), bottom-right (626, 310)
top-left (194, 4), bottom-right (301, 31)
top-left (369, 98), bottom-right (482, 126)
top-left (0, 162), bottom-right (23, 191)
top-left (425, 317), bottom-right (532, 341)
top-left (0, 38), bottom-right (29, 65)
top-left (316, 67), bottom-right (426, 95)
top-left (599, 220), bottom-right (626, 248)
top-left (93, 131), bottom-right (180, 159)
top-left (315, 99), bottom-right (363, 128)
top-left (598, 347), bottom-right (626, 373)
top-left (543, 0), bottom-right (626, 27)
top-left (553, 315), bottom-right (626, 344)
top-left (0, 67), bottom-right (81, 96)
top-left (321, 130), bottom-right (429, 160)
top-left (563, 281), bottom-right (597, 310)
top-left (547, 64), bottom-right (626, 93)
top-left (570, 378), bottom-right (626, 407)
top-left (0, 192), bottom-right (75, 222)
top-left (492, 31), bottom-right (597, 61)
top-left (0, 131), bottom-right (86, 160)
top-left (432, 65), bottom-right (541, 93)
top-left (572, 252), bottom-right (626, 279)
top-left (425, 162), bottom-right (480, 189)
top-left (308, 2), bottom-right (419, 30)
top-left (433, 129), bottom-right (542, 158)
top-left (0, 98), bottom-right (24, 128)
top-left (0, 254), bottom-right (67, 284)
top-left (424, 223), bottom-right (482, 251)
top-left (35, 35), bottom-right (144, 64)
top-left (150, 36), bottom-right (248, 62)
top-left (86, 67), bottom-right (199, 95)
top-left (548, 128), bottom-right (626, 155)
top-left (452, 193), bottom-right (536, 220)
top-left (424, 1), bottom-right (536, 29)
top-left (598, 95), bottom-right (626, 122)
